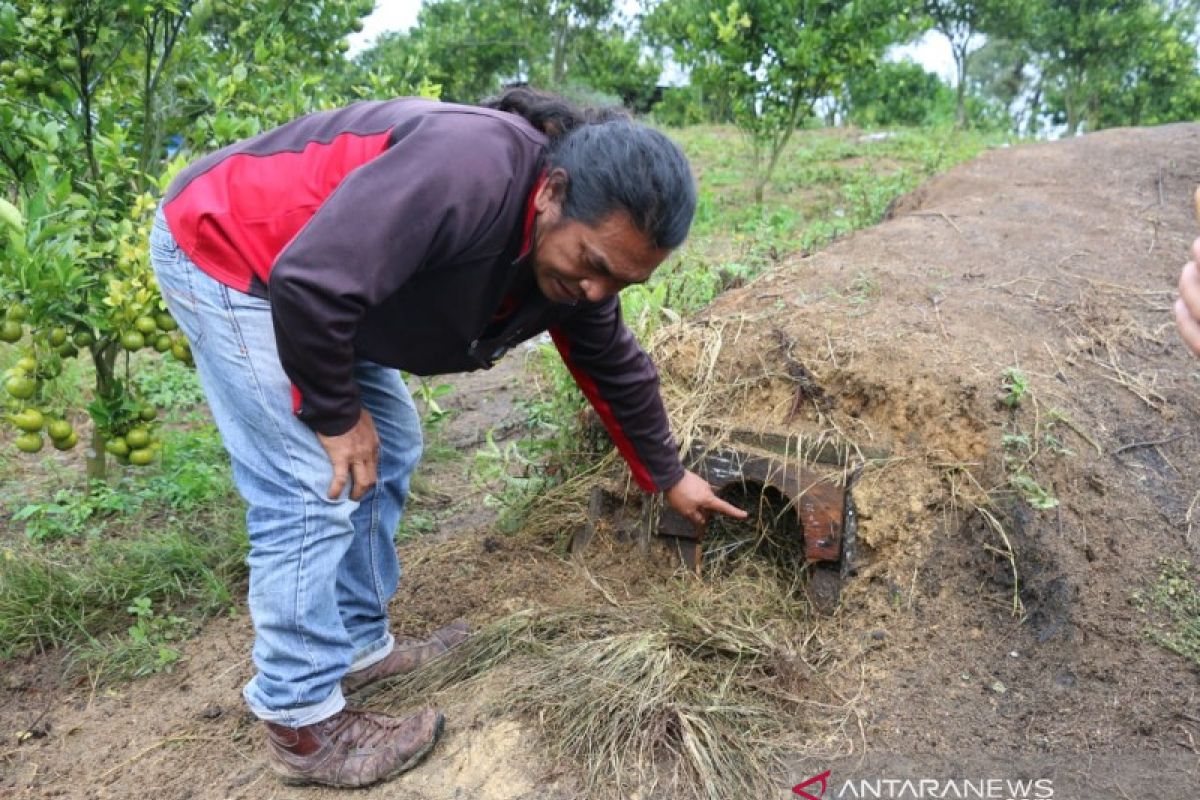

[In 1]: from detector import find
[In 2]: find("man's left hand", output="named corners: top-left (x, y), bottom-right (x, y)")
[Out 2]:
top-left (664, 469), bottom-right (747, 527)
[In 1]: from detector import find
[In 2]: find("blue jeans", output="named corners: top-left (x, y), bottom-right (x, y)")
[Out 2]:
top-left (149, 210), bottom-right (423, 726)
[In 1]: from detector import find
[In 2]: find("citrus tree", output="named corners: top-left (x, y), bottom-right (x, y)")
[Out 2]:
top-left (645, 0), bottom-right (915, 202)
top-left (0, 0), bottom-right (403, 481)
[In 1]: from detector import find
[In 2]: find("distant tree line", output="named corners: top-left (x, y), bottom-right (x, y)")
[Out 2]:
top-left (359, 0), bottom-right (1200, 198)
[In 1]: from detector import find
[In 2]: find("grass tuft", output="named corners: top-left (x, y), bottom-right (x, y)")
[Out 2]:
top-left (377, 567), bottom-right (829, 800)
top-left (0, 506), bottom-right (246, 661)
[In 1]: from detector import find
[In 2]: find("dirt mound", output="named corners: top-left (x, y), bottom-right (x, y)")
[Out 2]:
top-left (6, 125), bottom-right (1200, 798)
top-left (649, 122), bottom-right (1200, 794)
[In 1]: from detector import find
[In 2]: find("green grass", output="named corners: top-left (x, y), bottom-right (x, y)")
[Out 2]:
top-left (1137, 558), bottom-right (1200, 668)
top-left (673, 124), bottom-right (1007, 284)
top-left (0, 504), bottom-right (246, 662)
top-left (0, 373), bottom-right (244, 674)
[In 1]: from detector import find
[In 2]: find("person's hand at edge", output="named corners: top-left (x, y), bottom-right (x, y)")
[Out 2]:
top-left (1175, 240), bottom-right (1200, 357)
top-left (317, 408), bottom-right (379, 501)
top-left (664, 469), bottom-right (747, 526)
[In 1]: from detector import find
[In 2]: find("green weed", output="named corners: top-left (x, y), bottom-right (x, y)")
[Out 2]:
top-left (1000, 367), bottom-right (1030, 409)
top-left (1136, 559), bottom-right (1200, 668)
top-left (410, 376), bottom-right (455, 432)
top-left (396, 509), bottom-right (438, 542)
top-left (145, 425), bottom-right (231, 512)
top-left (74, 596), bottom-right (189, 680)
top-left (1007, 471), bottom-right (1059, 510)
top-left (471, 428), bottom-right (548, 530)
top-left (12, 482), bottom-right (144, 542)
top-left (132, 356), bottom-right (207, 414)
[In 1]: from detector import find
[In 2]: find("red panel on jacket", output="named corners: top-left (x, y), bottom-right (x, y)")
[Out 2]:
top-left (164, 131), bottom-right (391, 292)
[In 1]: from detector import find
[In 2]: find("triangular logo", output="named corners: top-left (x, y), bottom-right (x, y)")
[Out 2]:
top-left (793, 770), bottom-right (832, 800)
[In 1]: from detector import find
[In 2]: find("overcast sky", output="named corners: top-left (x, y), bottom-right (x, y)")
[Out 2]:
top-left (348, 1), bottom-right (958, 84)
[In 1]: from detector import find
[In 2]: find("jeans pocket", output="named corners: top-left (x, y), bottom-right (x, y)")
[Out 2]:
top-left (154, 259), bottom-right (206, 348)
top-left (148, 237), bottom-right (177, 265)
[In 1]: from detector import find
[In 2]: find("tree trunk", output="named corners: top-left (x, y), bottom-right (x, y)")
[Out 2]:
top-left (1025, 76), bottom-right (1044, 137)
top-left (1066, 96), bottom-right (1080, 136)
top-left (551, 11), bottom-right (569, 87)
top-left (1064, 71), bottom-right (1082, 136)
top-left (954, 43), bottom-right (969, 130)
top-left (86, 423), bottom-right (107, 483)
top-left (85, 343), bottom-right (120, 485)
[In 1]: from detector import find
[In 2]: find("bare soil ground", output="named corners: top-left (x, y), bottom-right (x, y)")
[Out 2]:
top-left (5, 123), bottom-right (1200, 799)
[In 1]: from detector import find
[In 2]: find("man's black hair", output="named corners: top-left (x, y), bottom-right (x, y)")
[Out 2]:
top-left (481, 86), bottom-right (696, 250)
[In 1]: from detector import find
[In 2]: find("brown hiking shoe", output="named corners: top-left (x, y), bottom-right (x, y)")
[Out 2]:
top-left (265, 706), bottom-right (443, 787)
top-left (343, 619), bottom-right (470, 700)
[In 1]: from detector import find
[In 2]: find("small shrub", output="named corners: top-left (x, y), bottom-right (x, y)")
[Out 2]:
top-left (1000, 367), bottom-right (1030, 408)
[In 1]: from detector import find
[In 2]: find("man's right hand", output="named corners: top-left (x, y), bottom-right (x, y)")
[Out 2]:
top-left (1177, 239), bottom-right (1200, 357)
top-left (317, 409), bottom-right (379, 501)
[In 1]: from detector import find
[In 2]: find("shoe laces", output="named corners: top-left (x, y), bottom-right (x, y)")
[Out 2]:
top-left (322, 709), bottom-right (395, 750)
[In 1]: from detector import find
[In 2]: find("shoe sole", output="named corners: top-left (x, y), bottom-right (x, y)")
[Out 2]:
top-left (277, 711), bottom-right (445, 788)
top-left (384, 710), bottom-right (444, 780)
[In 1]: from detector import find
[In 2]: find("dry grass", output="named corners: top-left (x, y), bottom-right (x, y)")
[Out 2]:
top-left (376, 566), bottom-right (839, 800)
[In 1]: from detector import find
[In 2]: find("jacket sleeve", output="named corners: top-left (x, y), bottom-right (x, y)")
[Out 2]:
top-left (268, 115), bottom-right (522, 435)
top-left (549, 298), bottom-right (686, 493)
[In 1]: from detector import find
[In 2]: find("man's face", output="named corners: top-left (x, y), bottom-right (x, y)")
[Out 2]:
top-left (530, 173), bottom-right (671, 305)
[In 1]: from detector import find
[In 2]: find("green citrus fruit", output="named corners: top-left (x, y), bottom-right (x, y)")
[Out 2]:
top-left (139, 404), bottom-right (158, 422)
top-left (171, 340), bottom-right (192, 363)
top-left (135, 316), bottom-right (157, 335)
top-left (73, 330), bottom-right (94, 347)
top-left (125, 427), bottom-right (151, 449)
top-left (4, 304), bottom-right (26, 323)
top-left (52, 431), bottom-right (77, 451)
top-left (129, 448), bottom-right (155, 467)
top-left (47, 327), bottom-right (67, 346)
top-left (14, 356), bottom-right (37, 373)
top-left (4, 375), bottom-right (35, 400)
top-left (55, 342), bottom-right (77, 358)
top-left (15, 432), bottom-right (43, 454)
top-left (0, 320), bottom-right (21, 343)
top-left (13, 408), bottom-right (44, 432)
top-left (105, 437), bottom-right (130, 457)
top-left (120, 330), bottom-right (145, 351)
top-left (153, 334), bottom-right (172, 352)
top-left (47, 419), bottom-right (73, 441)
top-left (155, 313), bottom-right (178, 332)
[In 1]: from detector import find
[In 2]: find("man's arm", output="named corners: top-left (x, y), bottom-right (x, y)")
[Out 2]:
top-left (551, 299), bottom-right (745, 523)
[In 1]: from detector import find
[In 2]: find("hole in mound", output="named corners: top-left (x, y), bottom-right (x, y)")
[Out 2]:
top-left (704, 483), bottom-right (806, 575)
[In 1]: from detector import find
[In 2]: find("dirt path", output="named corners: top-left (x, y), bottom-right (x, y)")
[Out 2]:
top-left (6, 125), bottom-right (1200, 799)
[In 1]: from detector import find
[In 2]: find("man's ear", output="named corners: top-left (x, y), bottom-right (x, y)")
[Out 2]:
top-left (534, 167), bottom-right (569, 215)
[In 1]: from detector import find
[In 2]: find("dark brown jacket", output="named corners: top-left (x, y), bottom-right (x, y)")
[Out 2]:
top-left (163, 98), bottom-right (684, 492)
